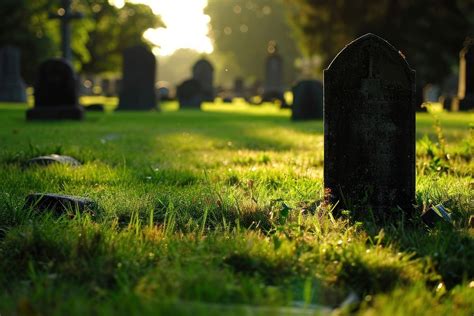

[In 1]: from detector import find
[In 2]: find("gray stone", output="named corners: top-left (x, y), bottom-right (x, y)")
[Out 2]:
top-left (262, 43), bottom-right (286, 106)
top-left (24, 193), bottom-right (97, 216)
top-left (192, 58), bottom-right (214, 101)
top-left (291, 80), bottom-right (323, 120)
top-left (26, 58), bottom-right (84, 120)
top-left (324, 33), bottom-right (415, 214)
top-left (117, 45), bottom-right (158, 110)
top-left (0, 46), bottom-right (27, 102)
top-left (26, 154), bottom-right (81, 167)
top-left (458, 40), bottom-right (474, 111)
top-left (233, 77), bottom-right (245, 98)
top-left (177, 79), bottom-right (202, 109)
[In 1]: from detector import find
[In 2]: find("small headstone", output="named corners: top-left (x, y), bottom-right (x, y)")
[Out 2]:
top-left (117, 45), bottom-right (158, 110)
top-left (25, 154), bottom-right (81, 167)
top-left (24, 193), bottom-right (96, 217)
top-left (291, 80), bottom-right (323, 120)
top-left (177, 79), bottom-right (202, 109)
top-left (26, 58), bottom-right (84, 120)
top-left (101, 78), bottom-right (115, 97)
top-left (233, 77), bottom-right (245, 98)
top-left (262, 42), bottom-right (286, 106)
top-left (439, 74), bottom-right (458, 111)
top-left (423, 84), bottom-right (440, 103)
top-left (157, 86), bottom-right (171, 101)
top-left (421, 204), bottom-right (452, 227)
top-left (0, 46), bottom-right (27, 102)
top-left (458, 40), bottom-right (474, 111)
top-left (324, 34), bottom-right (415, 215)
top-left (192, 58), bottom-right (214, 102)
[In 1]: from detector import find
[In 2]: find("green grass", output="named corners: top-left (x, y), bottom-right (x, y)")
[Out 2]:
top-left (0, 100), bottom-right (473, 315)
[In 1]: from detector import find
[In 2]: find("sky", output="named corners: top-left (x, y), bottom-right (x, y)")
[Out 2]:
top-left (110, 0), bottom-right (214, 56)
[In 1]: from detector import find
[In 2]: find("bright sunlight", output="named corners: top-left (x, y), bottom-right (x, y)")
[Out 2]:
top-left (112, 0), bottom-right (214, 56)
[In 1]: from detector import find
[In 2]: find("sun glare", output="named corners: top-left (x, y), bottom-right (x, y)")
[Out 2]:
top-left (120, 0), bottom-right (213, 56)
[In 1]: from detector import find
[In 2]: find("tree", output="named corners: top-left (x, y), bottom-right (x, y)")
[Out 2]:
top-left (0, 0), bottom-right (162, 82)
top-left (77, 0), bottom-right (163, 75)
top-left (205, 0), bottom-right (301, 86)
top-left (285, 0), bottom-right (474, 84)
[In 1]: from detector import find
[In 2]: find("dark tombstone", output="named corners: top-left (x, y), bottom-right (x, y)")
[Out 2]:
top-left (117, 45), bottom-right (158, 110)
top-left (192, 58), bottom-right (214, 101)
top-left (439, 74), bottom-right (458, 111)
top-left (233, 77), bottom-right (245, 98)
top-left (157, 86), bottom-right (170, 101)
top-left (324, 34), bottom-right (415, 215)
top-left (423, 84), bottom-right (440, 103)
top-left (458, 40), bottom-right (474, 111)
top-left (24, 193), bottom-right (97, 217)
top-left (26, 58), bottom-right (84, 120)
top-left (291, 80), bottom-right (323, 121)
top-left (262, 43), bottom-right (286, 106)
top-left (101, 78), bottom-right (116, 97)
top-left (26, 154), bottom-right (81, 167)
top-left (0, 46), bottom-right (27, 102)
top-left (177, 79), bottom-right (202, 109)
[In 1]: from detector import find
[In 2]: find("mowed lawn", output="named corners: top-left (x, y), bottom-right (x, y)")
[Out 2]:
top-left (0, 100), bottom-right (473, 315)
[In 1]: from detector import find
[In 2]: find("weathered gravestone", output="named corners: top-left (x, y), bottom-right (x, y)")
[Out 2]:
top-left (177, 79), bottom-right (202, 109)
top-left (458, 40), bottom-right (474, 111)
top-left (291, 80), bottom-right (323, 121)
top-left (324, 34), bottom-right (415, 214)
top-left (26, 58), bottom-right (84, 120)
top-left (117, 45), bottom-right (158, 110)
top-left (262, 43), bottom-right (286, 106)
top-left (0, 46), bottom-right (27, 102)
top-left (192, 58), bottom-right (214, 102)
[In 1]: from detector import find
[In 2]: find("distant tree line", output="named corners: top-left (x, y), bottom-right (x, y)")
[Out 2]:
top-left (284, 0), bottom-right (474, 85)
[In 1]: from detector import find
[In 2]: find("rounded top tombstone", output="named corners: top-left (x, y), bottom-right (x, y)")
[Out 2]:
top-left (34, 58), bottom-right (77, 107)
top-left (324, 33), bottom-right (416, 215)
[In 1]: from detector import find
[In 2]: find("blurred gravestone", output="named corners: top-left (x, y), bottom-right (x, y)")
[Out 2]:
top-left (423, 84), bottom-right (440, 103)
top-left (324, 34), bottom-right (415, 215)
top-left (26, 58), bottom-right (83, 120)
top-left (291, 80), bottom-right (323, 120)
top-left (0, 46), bottom-right (27, 102)
top-left (262, 42), bottom-right (286, 106)
top-left (192, 58), bottom-right (214, 102)
top-left (233, 77), bottom-right (245, 98)
top-left (439, 74), bottom-right (458, 111)
top-left (101, 78), bottom-right (116, 97)
top-left (177, 78), bottom-right (202, 109)
top-left (118, 45), bottom-right (158, 110)
top-left (458, 40), bottom-right (474, 111)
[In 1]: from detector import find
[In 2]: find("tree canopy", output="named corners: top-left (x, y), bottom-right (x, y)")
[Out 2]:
top-left (285, 0), bottom-right (474, 84)
top-left (205, 0), bottom-right (301, 86)
top-left (0, 0), bottom-right (162, 83)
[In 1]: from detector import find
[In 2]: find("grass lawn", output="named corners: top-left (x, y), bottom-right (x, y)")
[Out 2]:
top-left (0, 100), bottom-right (473, 315)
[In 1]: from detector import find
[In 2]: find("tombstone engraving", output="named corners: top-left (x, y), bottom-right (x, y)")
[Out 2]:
top-left (291, 80), bottom-right (323, 120)
top-left (26, 58), bottom-right (83, 120)
top-left (0, 46), bottom-right (27, 102)
top-left (458, 40), bottom-right (474, 111)
top-left (262, 42), bottom-right (286, 106)
top-left (177, 79), bottom-right (202, 109)
top-left (192, 58), bottom-right (214, 102)
top-left (117, 45), bottom-right (158, 110)
top-left (324, 34), bottom-right (415, 214)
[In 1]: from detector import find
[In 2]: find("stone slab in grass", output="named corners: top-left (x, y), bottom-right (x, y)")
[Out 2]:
top-left (24, 193), bottom-right (97, 217)
top-left (25, 154), bottom-right (81, 167)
